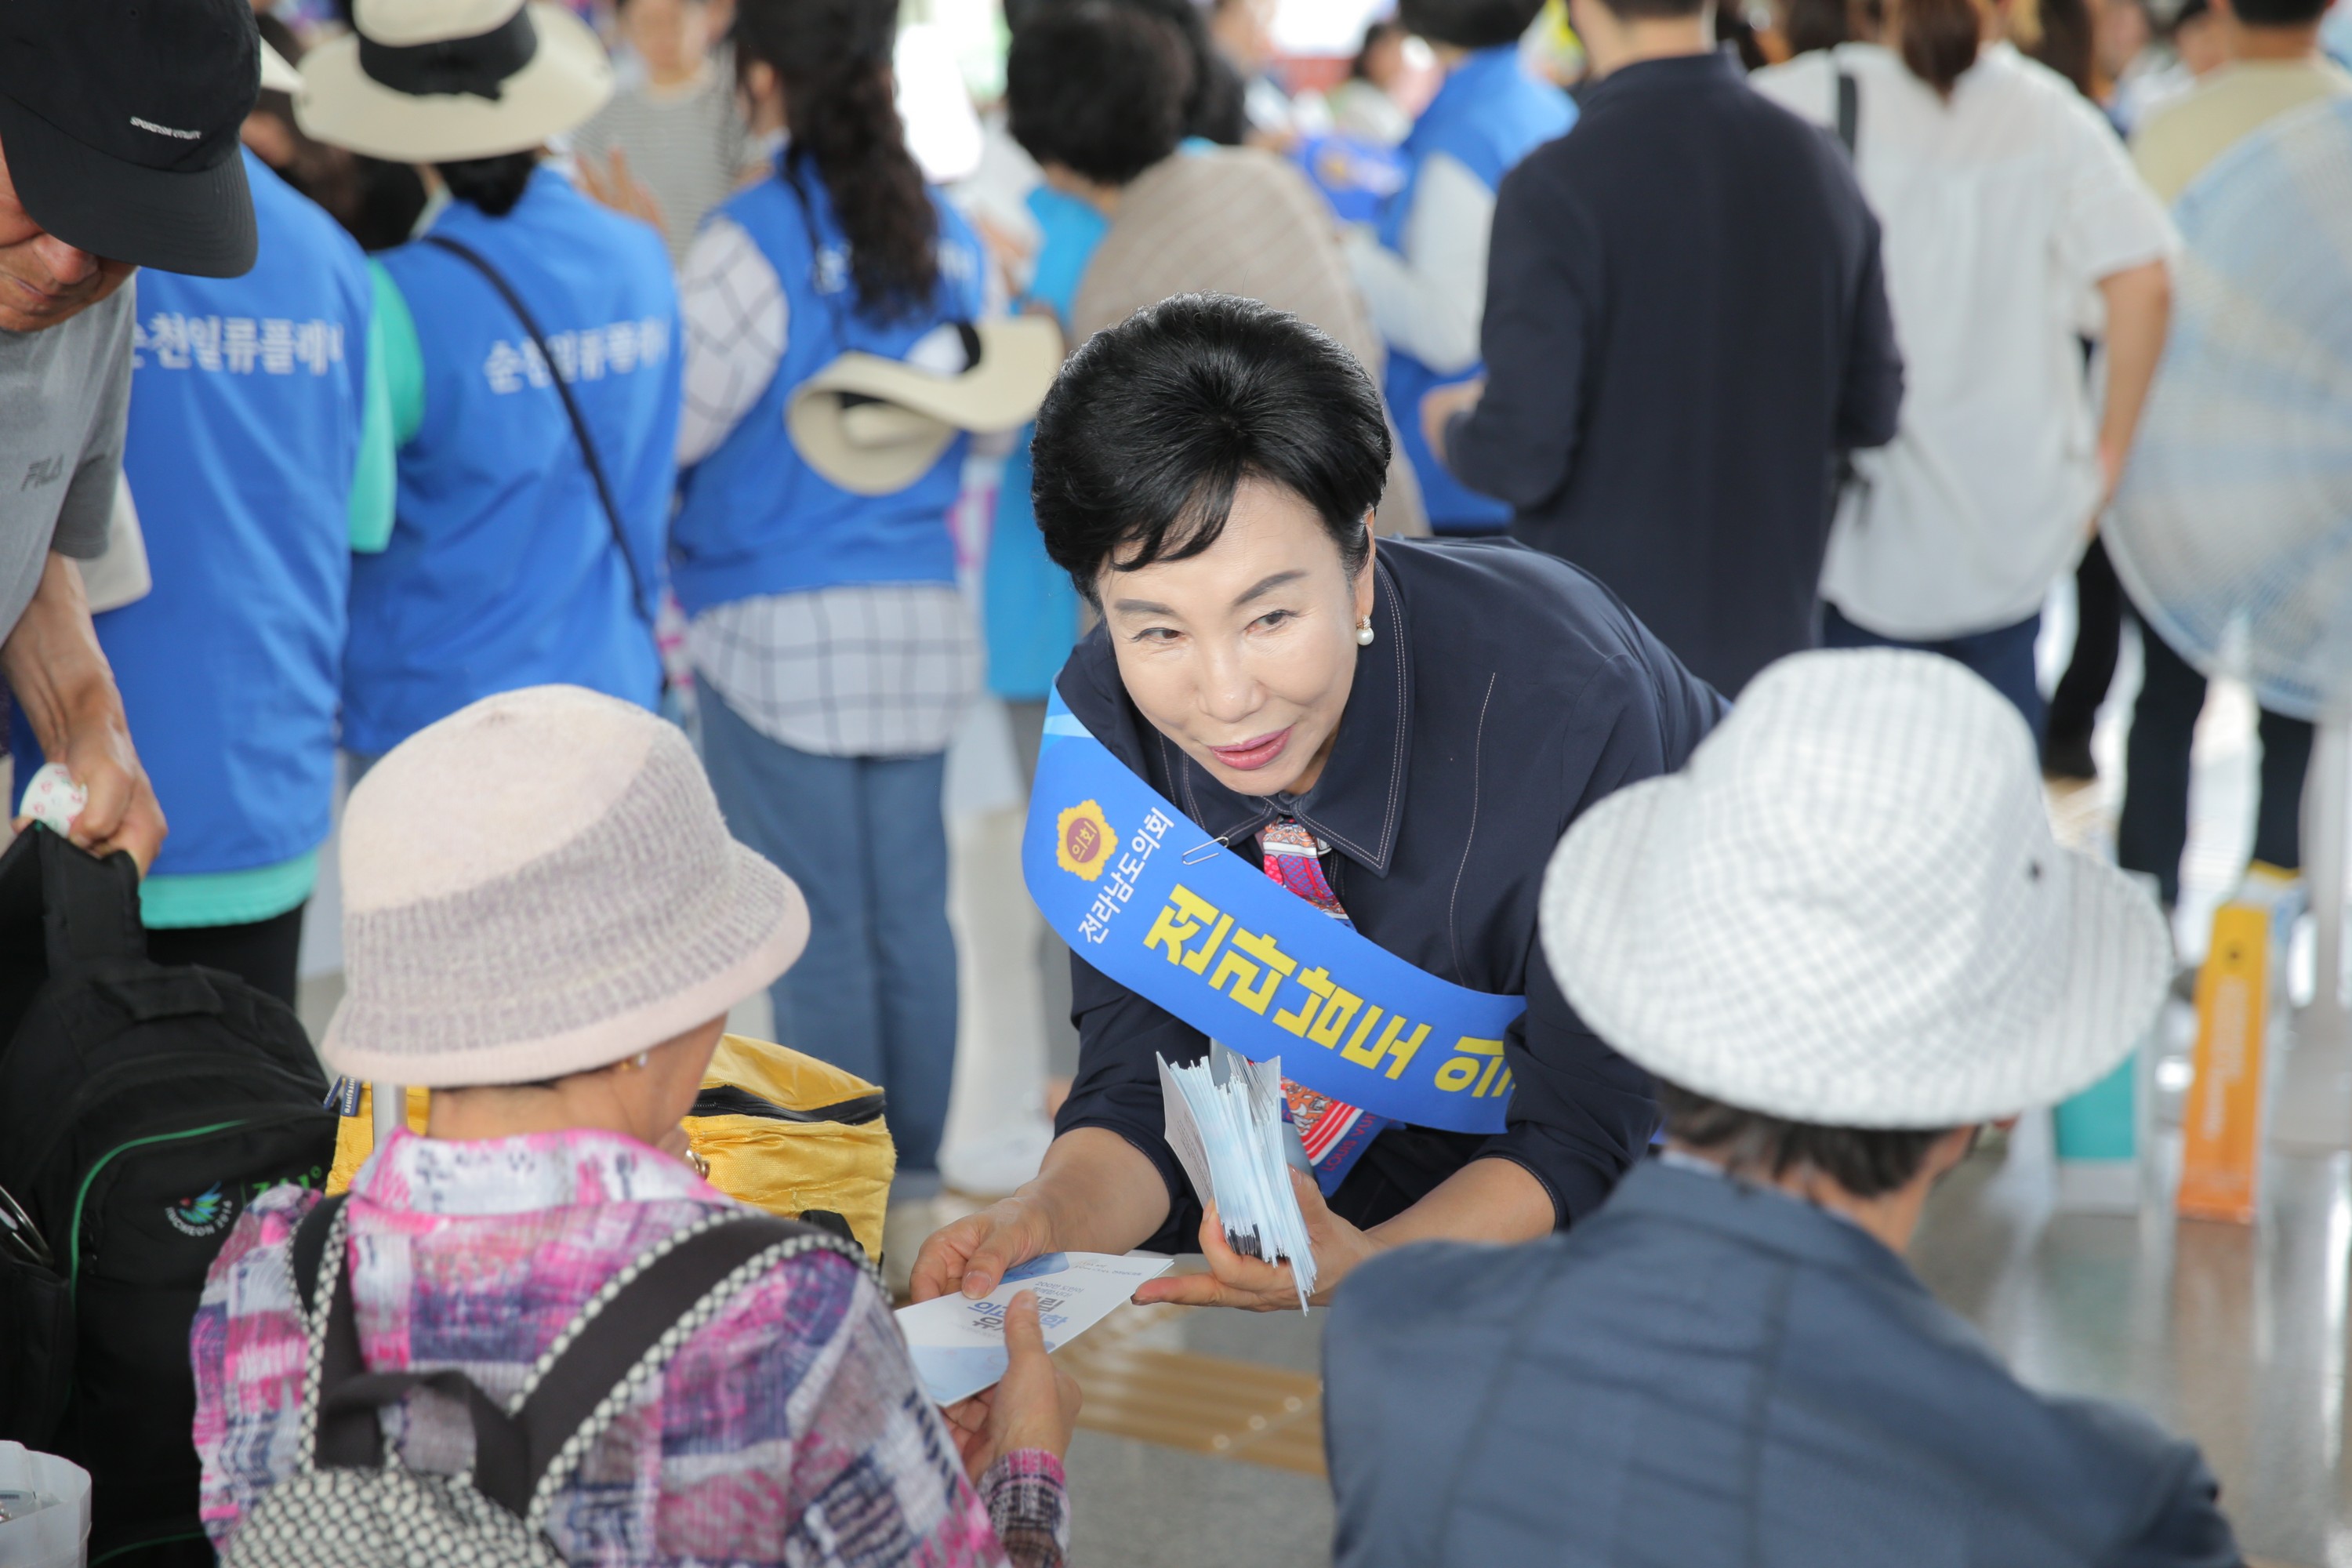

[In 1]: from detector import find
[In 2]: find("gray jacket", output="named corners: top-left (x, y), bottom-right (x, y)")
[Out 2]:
top-left (1323, 1161), bottom-right (2240, 1567)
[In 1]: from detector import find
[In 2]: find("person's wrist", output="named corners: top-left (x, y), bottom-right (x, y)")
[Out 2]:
top-left (1000, 1185), bottom-right (1062, 1260)
top-left (59, 677), bottom-right (127, 741)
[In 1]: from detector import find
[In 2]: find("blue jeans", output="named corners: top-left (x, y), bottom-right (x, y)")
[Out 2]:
top-left (1823, 604), bottom-right (2045, 738)
top-left (696, 686), bottom-right (957, 1174)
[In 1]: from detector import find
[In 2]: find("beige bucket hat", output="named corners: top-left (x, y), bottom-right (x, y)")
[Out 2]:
top-left (321, 686), bottom-right (810, 1089)
top-left (1541, 649), bottom-right (2171, 1129)
top-left (260, 41), bottom-right (303, 95)
top-left (788, 316), bottom-right (1065, 495)
top-left (293, 0), bottom-right (612, 163)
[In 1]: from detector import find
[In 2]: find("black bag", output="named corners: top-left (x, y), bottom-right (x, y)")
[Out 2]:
top-left (0, 826), bottom-right (338, 1566)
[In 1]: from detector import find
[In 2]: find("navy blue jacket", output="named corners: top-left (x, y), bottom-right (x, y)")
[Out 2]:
top-left (1448, 52), bottom-right (1904, 697)
top-left (1326, 1162), bottom-right (2241, 1567)
top-left (1051, 538), bottom-right (1726, 1253)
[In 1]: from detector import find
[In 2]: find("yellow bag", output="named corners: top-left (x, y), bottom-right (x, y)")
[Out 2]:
top-left (683, 1035), bottom-right (895, 1260)
top-left (325, 1084), bottom-right (428, 1195)
top-left (323, 1036), bottom-right (896, 1259)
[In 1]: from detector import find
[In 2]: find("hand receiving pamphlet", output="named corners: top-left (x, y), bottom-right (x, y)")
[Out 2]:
top-left (1159, 1043), bottom-right (1319, 1311)
top-left (896, 1250), bottom-right (1174, 1406)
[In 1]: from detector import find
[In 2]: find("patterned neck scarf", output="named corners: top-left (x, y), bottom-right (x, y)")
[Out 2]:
top-left (1261, 818), bottom-right (1385, 1192)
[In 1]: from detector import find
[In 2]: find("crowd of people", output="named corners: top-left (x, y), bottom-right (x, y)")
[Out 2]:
top-left (0, 0), bottom-right (2344, 1557)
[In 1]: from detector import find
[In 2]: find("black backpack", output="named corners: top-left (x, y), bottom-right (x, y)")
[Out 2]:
top-left (0, 826), bottom-right (338, 1566)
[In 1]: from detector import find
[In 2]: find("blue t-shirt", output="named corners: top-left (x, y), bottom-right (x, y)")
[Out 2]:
top-left (985, 184), bottom-right (1107, 702)
top-left (344, 166), bottom-right (679, 756)
top-left (1377, 48), bottom-right (1574, 533)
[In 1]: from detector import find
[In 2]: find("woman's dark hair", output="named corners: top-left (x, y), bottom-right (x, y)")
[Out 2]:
top-left (1007, 0), bottom-right (1242, 142)
top-left (1891, 0), bottom-right (1984, 94)
top-left (1030, 294), bottom-right (1389, 597)
top-left (1349, 18), bottom-right (1406, 77)
top-left (1116, 0), bottom-right (1250, 143)
top-left (326, 157), bottom-right (427, 252)
top-left (735, 0), bottom-right (938, 321)
top-left (1007, 3), bottom-right (1192, 186)
top-left (1656, 1080), bottom-right (1956, 1200)
top-left (2227, 0), bottom-right (2328, 27)
top-left (434, 150), bottom-right (539, 217)
top-left (1398, 0), bottom-right (1547, 50)
top-left (1783, 0), bottom-right (1857, 55)
top-left (2016, 0), bottom-right (2096, 93)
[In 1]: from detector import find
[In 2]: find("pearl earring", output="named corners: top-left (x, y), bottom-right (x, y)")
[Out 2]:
top-left (1356, 617), bottom-right (1376, 647)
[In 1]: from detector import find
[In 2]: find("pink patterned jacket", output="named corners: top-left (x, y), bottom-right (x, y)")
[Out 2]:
top-left (191, 1128), bottom-right (1069, 1567)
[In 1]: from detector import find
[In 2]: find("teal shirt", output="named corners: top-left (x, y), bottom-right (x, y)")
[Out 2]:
top-left (137, 293), bottom-right (399, 930)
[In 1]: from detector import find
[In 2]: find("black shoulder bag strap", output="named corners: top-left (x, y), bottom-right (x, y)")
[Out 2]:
top-left (419, 234), bottom-right (657, 636)
top-left (296, 1203), bottom-right (838, 1520)
top-left (1830, 65), bottom-right (1863, 509)
top-left (35, 829), bottom-right (148, 970)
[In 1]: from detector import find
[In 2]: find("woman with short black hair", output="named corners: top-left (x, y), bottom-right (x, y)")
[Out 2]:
top-left (913, 295), bottom-right (1726, 1311)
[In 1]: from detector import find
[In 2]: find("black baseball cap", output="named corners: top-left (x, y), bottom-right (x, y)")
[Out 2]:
top-left (0, 0), bottom-right (260, 278)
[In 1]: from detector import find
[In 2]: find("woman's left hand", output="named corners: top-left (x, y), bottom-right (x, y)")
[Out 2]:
top-left (1131, 1169), bottom-right (1380, 1312)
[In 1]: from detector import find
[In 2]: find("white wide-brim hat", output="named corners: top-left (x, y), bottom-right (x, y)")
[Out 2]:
top-left (1541, 648), bottom-right (2171, 1129)
top-left (321, 685), bottom-right (810, 1089)
top-left (294, 0), bottom-right (612, 163)
top-left (787, 316), bottom-right (1064, 495)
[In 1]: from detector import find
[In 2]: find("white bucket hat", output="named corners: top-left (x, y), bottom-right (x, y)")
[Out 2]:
top-left (787, 317), bottom-right (1064, 495)
top-left (293, 0), bottom-right (612, 163)
top-left (1541, 649), bottom-right (2170, 1129)
top-left (321, 686), bottom-right (810, 1089)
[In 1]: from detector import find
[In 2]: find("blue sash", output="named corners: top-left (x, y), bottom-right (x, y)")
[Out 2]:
top-left (1023, 694), bottom-right (1525, 1135)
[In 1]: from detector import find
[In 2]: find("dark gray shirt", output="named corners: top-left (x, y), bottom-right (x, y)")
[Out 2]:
top-left (0, 282), bottom-right (131, 637)
top-left (1327, 1161), bottom-right (2241, 1568)
top-left (1449, 53), bottom-right (1903, 697)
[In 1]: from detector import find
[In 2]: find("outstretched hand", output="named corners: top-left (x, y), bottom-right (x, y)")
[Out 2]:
top-left (1131, 1168), bottom-right (1379, 1312)
top-left (937, 1290), bottom-right (1083, 1481)
top-left (909, 1196), bottom-right (1054, 1303)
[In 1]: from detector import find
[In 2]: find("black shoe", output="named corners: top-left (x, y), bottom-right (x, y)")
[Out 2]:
top-left (2042, 731), bottom-right (2097, 782)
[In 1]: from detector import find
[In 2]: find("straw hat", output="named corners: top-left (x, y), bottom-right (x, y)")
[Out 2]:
top-left (788, 316), bottom-right (1064, 495)
top-left (321, 686), bottom-right (809, 1089)
top-left (293, 0), bottom-right (611, 163)
top-left (1540, 649), bottom-right (2170, 1129)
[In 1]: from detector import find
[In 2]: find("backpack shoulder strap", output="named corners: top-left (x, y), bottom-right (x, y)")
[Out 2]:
top-left (288, 1202), bottom-right (861, 1523)
top-left (514, 1212), bottom-right (858, 1516)
top-left (1835, 68), bottom-right (1860, 159)
top-left (290, 1192), bottom-right (349, 1320)
top-left (418, 232), bottom-right (655, 633)
top-left (35, 829), bottom-right (147, 969)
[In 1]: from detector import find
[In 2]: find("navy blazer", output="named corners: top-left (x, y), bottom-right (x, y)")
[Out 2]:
top-left (1051, 537), bottom-right (1725, 1253)
top-left (1449, 52), bottom-right (1904, 697)
top-left (1325, 1163), bottom-right (2241, 1567)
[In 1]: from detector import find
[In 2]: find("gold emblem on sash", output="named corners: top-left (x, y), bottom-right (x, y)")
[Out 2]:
top-left (1055, 799), bottom-right (1116, 881)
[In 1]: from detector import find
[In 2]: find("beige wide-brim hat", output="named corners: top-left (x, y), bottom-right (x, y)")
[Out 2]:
top-left (787, 316), bottom-right (1064, 496)
top-left (294, 0), bottom-right (612, 163)
top-left (1541, 649), bottom-right (2172, 1129)
top-left (321, 686), bottom-right (810, 1089)
top-left (260, 42), bottom-right (303, 96)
